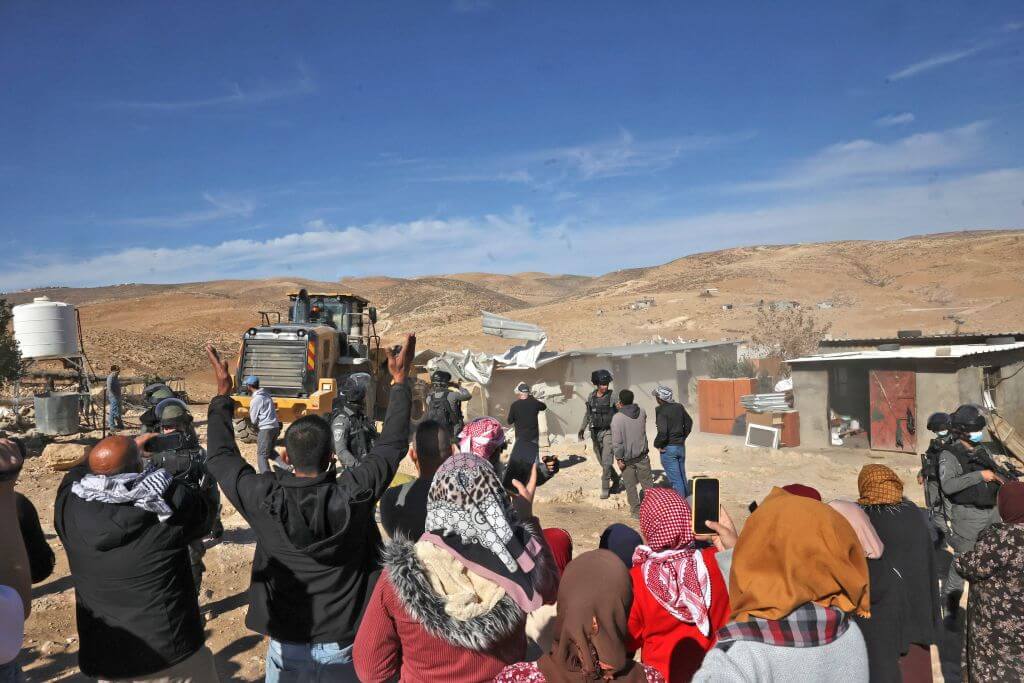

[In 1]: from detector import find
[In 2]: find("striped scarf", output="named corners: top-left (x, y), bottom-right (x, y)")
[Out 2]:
top-left (716, 602), bottom-right (850, 649)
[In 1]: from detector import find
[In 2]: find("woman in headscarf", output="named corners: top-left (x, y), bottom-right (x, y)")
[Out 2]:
top-left (626, 488), bottom-right (731, 682)
top-left (497, 550), bottom-right (666, 683)
top-left (857, 464), bottom-right (940, 683)
top-left (600, 523), bottom-right (644, 568)
top-left (353, 454), bottom-right (558, 683)
top-left (830, 499), bottom-right (907, 683)
top-left (955, 480), bottom-right (1024, 682)
top-left (525, 529), bottom-right (575, 657)
top-left (693, 487), bottom-right (870, 683)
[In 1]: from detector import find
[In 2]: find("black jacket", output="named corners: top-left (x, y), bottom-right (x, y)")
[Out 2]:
top-left (206, 382), bottom-right (411, 645)
top-left (507, 396), bottom-right (546, 443)
top-left (54, 468), bottom-right (209, 679)
top-left (653, 401), bottom-right (692, 449)
top-left (379, 477), bottom-right (430, 541)
top-left (16, 492), bottom-right (55, 583)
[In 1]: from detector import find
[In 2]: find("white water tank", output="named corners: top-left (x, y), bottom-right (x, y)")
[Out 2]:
top-left (12, 297), bottom-right (81, 360)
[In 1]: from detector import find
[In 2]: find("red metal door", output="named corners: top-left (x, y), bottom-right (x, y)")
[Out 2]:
top-left (869, 370), bottom-right (917, 453)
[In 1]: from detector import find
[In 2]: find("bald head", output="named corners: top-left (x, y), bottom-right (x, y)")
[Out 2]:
top-left (89, 436), bottom-right (140, 475)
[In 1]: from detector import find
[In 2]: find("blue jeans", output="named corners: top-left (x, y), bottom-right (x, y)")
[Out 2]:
top-left (660, 444), bottom-right (689, 498)
top-left (108, 397), bottom-right (123, 429)
top-left (265, 639), bottom-right (357, 682)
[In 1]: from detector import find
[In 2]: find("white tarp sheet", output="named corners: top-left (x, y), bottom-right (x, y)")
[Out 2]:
top-left (425, 313), bottom-right (549, 385)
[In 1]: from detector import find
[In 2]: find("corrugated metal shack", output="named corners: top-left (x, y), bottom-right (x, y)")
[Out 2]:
top-left (482, 340), bottom-right (740, 439)
top-left (788, 332), bottom-right (1024, 452)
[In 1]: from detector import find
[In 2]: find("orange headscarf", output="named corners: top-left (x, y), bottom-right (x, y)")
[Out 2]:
top-left (728, 487), bottom-right (870, 622)
top-left (857, 465), bottom-right (904, 506)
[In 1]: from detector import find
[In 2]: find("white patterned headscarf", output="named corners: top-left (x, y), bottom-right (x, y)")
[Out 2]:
top-left (420, 453), bottom-right (545, 611)
top-left (654, 385), bottom-right (674, 402)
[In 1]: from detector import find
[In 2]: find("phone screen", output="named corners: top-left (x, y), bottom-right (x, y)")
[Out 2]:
top-left (693, 478), bottom-right (720, 535)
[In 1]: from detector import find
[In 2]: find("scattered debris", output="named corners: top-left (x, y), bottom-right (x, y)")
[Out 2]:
top-left (721, 303), bottom-right (734, 311)
top-left (627, 297), bottom-right (655, 311)
top-left (699, 288), bottom-right (719, 298)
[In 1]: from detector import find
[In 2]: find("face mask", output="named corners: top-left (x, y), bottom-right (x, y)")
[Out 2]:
top-left (968, 431), bottom-right (984, 444)
top-left (936, 430), bottom-right (949, 437)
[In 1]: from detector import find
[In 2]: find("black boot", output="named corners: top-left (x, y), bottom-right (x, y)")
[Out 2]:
top-left (942, 591), bottom-right (962, 631)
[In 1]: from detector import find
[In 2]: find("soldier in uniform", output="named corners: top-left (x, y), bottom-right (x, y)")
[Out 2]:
top-left (938, 404), bottom-right (1009, 618)
top-left (578, 369), bottom-right (620, 499)
top-left (330, 373), bottom-right (379, 469)
top-left (142, 398), bottom-right (222, 594)
top-left (919, 411), bottom-right (954, 538)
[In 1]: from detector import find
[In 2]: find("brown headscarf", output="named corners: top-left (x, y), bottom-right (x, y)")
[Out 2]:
top-left (857, 465), bottom-right (904, 506)
top-left (729, 487), bottom-right (871, 622)
top-left (998, 481), bottom-right (1024, 525)
top-left (537, 550), bottom-right (646, 683)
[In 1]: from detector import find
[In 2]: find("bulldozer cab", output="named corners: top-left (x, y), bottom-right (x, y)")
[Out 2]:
top-left (231, 289), bottom-right (385, 432)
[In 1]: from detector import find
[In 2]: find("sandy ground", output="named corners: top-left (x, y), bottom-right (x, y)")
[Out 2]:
top-left (11, 408), bottom-right (947, 682)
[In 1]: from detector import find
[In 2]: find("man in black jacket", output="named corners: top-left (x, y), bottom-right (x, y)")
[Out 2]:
top-left (506, 381), bottom-right (546, 445)
top-left (54, 435), bottom-right (215, 682)
top-left (653, 385), bottom-right (693, 498)
top-left (204, 334), bottom-right (415, 682)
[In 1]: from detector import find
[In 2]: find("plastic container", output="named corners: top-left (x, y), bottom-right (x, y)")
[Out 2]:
top-left (34, 392), bottom-right (80, 435)
top-left (13, 297), bottom-right (80, 360)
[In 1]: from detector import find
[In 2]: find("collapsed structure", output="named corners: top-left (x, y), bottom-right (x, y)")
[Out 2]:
top-left (419, 312), bottom-right (739, 441)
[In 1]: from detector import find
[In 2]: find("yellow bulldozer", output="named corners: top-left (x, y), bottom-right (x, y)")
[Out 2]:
top-left (231, 289), bottom-right (390, 442)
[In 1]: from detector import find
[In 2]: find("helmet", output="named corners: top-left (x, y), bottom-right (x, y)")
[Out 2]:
top-left (591, 369), bottom-right (612, 386)
top-left (155, 397), bottom-right (192, 429)
top-left (926, 412), bottom-right (951, 433)
top-left (950, 404), bottom-right (986, 433)
top-left (342, 373), bottom-right (371, 404)
top-left (144, 383), bottom-right (175, 407)
top-left (430, 370), bottom-right (452, 385)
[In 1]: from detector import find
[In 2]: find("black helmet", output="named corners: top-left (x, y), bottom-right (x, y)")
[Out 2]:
top-left (591, 369), bottom-right (612, 386)
top-left (431, 370), bottom-right (452, 385)
top-left (342, 373), bottom-right (370, 404)
top-left (926, 412), bottom-right (951, 433)
top-left (950, 404), bottom-right (986, 433)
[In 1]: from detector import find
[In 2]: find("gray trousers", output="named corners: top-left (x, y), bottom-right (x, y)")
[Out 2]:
top-left (592, 429), bottom-right (620, 494)
top-left (619, 455), bottom-right (654, 514)
top-left (257, 425), bottom-right (281, 473)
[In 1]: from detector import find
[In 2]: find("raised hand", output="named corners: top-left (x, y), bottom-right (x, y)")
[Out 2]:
top-left (387, 333), bottom-right (417, 384)
top-left (205, 343), bottom-right (234, 396)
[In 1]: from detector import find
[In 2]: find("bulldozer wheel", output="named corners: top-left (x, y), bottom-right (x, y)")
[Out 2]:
top-left (234, 418), bottom-right (258, 444)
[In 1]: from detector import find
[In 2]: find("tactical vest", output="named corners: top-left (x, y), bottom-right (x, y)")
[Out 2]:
top-left (334, 405), bottom-right (378, 461)
top-left (946, 443), bottom-right (1000, 508)
top-left (922, 435), bottom-right (952, 481)
top-left (587, 390), bottom-right (615, 432)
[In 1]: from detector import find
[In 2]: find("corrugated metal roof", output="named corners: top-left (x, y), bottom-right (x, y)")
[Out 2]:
top-left (494, 340), bottom-right (739, 370)
top-left (788, 342), bottom-right (1024, 364)
top-left (820, 332), bottom-right (1024, 347)
top-left (574, 340), bottom-right (741, 358)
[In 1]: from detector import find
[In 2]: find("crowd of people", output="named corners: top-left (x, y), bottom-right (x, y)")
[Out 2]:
top-left (1, 333), bottom-right (1023, 682)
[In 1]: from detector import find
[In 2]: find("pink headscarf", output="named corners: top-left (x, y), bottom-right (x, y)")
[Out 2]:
top-left (828, 500), bottom-right (885, 559)
top-left (632, 488), bottom-right (712, 635)
top-left (458, 417), bottom-right (506, 460)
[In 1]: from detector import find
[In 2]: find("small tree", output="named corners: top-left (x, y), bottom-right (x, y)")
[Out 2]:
top-left (0, 299), bottom-right (21, 389)
top-left (750, 305), bottom-right (832, 376)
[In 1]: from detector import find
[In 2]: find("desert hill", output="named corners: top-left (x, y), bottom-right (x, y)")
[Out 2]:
top-left (6, 230), bottom-right (1022, 395)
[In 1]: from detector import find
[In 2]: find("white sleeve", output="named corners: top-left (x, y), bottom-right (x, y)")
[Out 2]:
top-left (0, 585), bottom-right (25, 665)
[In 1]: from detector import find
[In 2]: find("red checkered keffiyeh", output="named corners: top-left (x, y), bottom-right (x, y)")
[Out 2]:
top-left (458, 417), bottom-right (506, 460)
top-left (631, 488), bottom-right (712, 635)
top-left (715, 602), bottom-right (850, 649)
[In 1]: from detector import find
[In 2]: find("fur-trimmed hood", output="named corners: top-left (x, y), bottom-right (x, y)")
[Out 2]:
top-left (382, 537), bottom-right (527, 651)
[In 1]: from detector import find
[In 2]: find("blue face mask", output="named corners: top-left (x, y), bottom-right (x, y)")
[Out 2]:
top-left (968, 431), bottom-right (984, 444)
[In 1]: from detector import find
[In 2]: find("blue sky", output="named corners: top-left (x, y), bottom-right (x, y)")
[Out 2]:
top-left (1, 1), bottom-right (1022, 289)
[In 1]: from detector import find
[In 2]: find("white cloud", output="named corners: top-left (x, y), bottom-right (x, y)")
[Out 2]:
top-left (103, 64), bottom-right (315, 111)
top-left (112, 193), bottom-right (255, 228)
top-left (4, 168), bottom-right (1022, 290)
top-left (733, 121), bottom-right (988, 192)
top-left (875, 112), bottom-right (915, 127)
top-left (887, 45), bottom-right (986, 81)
